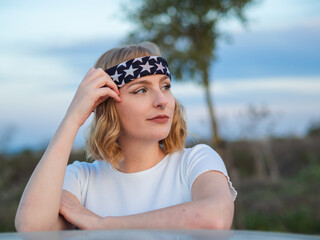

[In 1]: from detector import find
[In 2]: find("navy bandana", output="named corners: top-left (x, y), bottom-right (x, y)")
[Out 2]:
top-left (105, 56), bottom-right (171, 88)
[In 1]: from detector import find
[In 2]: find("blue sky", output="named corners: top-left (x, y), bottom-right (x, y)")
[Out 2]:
top-left (0, 0), bottom-right (320, 152)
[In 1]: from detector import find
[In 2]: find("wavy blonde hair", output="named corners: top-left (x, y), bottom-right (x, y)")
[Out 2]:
top-left (85, 42), bottom-right (187, 168)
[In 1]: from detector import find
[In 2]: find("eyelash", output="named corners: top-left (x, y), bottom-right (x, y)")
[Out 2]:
top-left (132, 84), bottom-right (171, 94)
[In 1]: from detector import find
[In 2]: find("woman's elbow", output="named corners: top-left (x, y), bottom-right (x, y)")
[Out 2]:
top-left (15, 222), bottom-right (55, 232)
top-left (14, 212), bottom-right (29, 232)
top-left (194, 202), bottom-right (234, 230)
top-left (15, 217), bottom-right (33, 232)
top-left (15, 218), bottom-right (39, 232)
top-left (15, 215), bottom-right (54, 232)
top-left (192, 214), bottom-right (232, 230)
top-left (205, 217), bottom-right (232, 230)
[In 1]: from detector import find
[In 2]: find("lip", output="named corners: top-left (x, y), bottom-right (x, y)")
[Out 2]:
top-left (147, 115), bottom-right (170, 123)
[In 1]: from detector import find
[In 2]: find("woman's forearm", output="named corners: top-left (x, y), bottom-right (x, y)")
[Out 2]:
top-left (98, 199), bottom-right (233, 230)
top-left (15, 116), bottom-right (80, 232)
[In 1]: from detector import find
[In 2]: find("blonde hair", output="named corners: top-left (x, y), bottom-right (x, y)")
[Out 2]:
top-left (85, 42), bottom-right (187, 167)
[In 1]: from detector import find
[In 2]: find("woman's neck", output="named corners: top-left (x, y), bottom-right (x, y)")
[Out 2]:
top-left (117, 137), bottom-right (166, 173)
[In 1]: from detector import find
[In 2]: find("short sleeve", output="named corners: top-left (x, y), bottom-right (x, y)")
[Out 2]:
top-left (63, 161), bottom-right (89, 204)
top-left (183, 144), bottom-right (237, 201)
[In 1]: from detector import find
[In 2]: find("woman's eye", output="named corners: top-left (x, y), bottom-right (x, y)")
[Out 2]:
top-left (162, 84), bottom-right (171, 91)
top-left (133, 88), bottom-right (146, 94)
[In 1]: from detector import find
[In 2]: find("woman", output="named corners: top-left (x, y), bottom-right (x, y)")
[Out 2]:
top-left (15, 42), bottom-right (236, 231)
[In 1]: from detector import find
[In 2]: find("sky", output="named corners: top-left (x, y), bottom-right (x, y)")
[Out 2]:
top-left (0, 0), bottom-right (319, 152)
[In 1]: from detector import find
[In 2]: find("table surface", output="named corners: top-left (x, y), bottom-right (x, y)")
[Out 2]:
top-left (0, 229), bottom-right (319, 240)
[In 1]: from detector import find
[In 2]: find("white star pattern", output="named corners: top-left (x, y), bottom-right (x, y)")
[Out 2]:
top-left (124, 65), bottom-right (138, 78)
top-left (140, 62), bottom-right (153, 73)
top-left (105, 56), bottom-right (170, 88)
top-left (118, 61), bottom-right (127, 68)
top-left (132, 57), bottom-right (144, 63)
top-left (110, 70), bottom-right (123, 82)
top-left (148, 56), bottom-right (159, 62)
top-left (155, 62), bottom-right (165, 72)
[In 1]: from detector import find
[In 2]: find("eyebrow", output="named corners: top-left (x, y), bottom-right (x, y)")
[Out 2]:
top-left (127, 75), bottom-right (170, 88)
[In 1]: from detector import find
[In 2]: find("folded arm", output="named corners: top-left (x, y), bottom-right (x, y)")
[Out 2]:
top-left (61, 170), bottom-right (234, 230)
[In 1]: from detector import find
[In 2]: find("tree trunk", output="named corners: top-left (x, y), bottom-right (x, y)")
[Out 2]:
top-left (202, 68), bottom-right (221, 147)
top-left (263, 139), bottom-right (280, 183)
top-left (250, 141), bottom-right (268, 181)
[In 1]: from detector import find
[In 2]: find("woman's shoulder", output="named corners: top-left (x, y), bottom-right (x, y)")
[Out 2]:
top-left (185, 143), bottom-right (213, 151)
top-left (169, 144), bottom-right (221, 166)
top-left (182, 143), bottom-right (219, 157)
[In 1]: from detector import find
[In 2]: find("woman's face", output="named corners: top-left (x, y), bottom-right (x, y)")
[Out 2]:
top-left (115, 74), bottom-right (175, 143)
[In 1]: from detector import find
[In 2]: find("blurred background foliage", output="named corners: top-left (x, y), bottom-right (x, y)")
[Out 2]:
top-left (1, 119), bottom-right (320, 233)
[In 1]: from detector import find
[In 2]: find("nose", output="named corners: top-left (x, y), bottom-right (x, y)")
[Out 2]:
top-left (152, 89), bottom-right (168, 109)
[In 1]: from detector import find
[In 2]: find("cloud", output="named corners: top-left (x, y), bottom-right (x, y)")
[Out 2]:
top-left (0, 0), bottom-right (131, 44)
top-left (218, 0), bottom-right (320, 33)
top-left (215, 18), bottom-right (320, 79)
top-left (173, 76), bottom-right (320, 100)
top-left (217, 77), bottom-right (320, 95)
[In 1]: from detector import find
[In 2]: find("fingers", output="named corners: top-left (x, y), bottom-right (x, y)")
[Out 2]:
top-left (69, 68), bottom-right (121, 120)
top-left (83, 68), bottom-right (96, 79)
top-left (60, 191), bottom-right (80, 211)
top-left (60, 191), bottom-right (101, 230)
top-left (82, 68), bottom-right (120, 97)
top-left (96, 87), bottom-right (122, 103)
top-left (61, 190), bottom-right (80, 204)
top-left (90, 86), bottom-right (122, 112)
top-left (82, 68), bottom-right (121, 99)
top-left (82, 68), bottom-right (118, 90)
top-left (91, 74), bottom-right (119, 96)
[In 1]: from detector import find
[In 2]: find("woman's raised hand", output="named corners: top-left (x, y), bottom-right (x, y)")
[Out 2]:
top-left (15, 68), bottom-right (120, 232)
top-left (65, 68), bottom-right (121, 128)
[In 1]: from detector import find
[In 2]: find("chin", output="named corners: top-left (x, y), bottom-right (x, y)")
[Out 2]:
top-left (146, 129), bottom-right (171, 142)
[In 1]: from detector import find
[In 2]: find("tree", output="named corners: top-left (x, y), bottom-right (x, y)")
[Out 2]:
top-left (126, 0), bottom-right (255, 147)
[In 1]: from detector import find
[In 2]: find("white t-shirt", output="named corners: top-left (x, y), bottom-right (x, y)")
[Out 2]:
top-left (63, 144), bottom-right (237, 217)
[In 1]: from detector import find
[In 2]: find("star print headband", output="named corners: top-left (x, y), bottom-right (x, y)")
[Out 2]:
top-left (105, 56), bottom-right (171, 88)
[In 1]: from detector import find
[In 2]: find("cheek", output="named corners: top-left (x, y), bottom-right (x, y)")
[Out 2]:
top-left (115, 98), bottom-right (145, 128)
top-left (116, 102), bottom-right (131, 126)
top-left (168, 95), bottom-right (176, 113)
